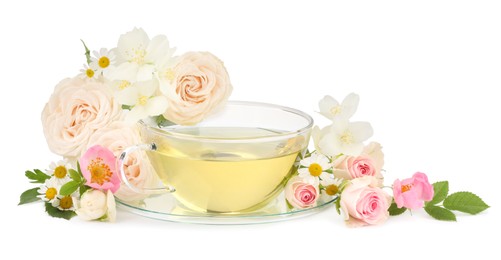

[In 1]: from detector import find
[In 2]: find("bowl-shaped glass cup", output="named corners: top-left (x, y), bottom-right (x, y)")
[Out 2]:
top-left (119, 101), bottom-right (313, 214)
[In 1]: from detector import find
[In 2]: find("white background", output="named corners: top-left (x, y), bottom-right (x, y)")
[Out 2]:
top-left (1, 0), bottom-right (500, 259)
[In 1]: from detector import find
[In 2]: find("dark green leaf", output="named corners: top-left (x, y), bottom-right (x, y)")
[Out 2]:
top-left (80, 39), bottom-right (91, 64)
top-left (443, 191), bottom-right (489, 215)
top-left (19, 188), bottom-right (41, 205)
top-left (25, 169), bottom-right (50, 183)
top-left (427, 181), bottom-right (449, 206)
top-left (79, 185), bottom-right (91, 197)
top-left (44, 203), bottom-right (76, 220)
top-left (60, 181), bottom-right (80, 196)
top-left (388, 202), bottom-right (407, 216)
top-left (121, 104), bottom-right (132, 110)
top-left (424, 205), bottom-right (456, 221)
top-left (68, 169), bottom-right (82, 183)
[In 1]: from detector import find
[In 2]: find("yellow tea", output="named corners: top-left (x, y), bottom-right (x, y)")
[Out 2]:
top-left (146, 127), bottom-right (302, 213)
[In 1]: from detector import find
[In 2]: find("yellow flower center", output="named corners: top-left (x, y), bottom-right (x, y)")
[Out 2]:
top-left (59, 196), bottom-right (73, 210)
top-left (340, 131), bottom-right (354, 144)
top-left (85, 69), bottom-right (95, 78)
top-left (54, 166), bottom-right (67, 179)
top-left (118, 80), bottom-right (131, 90)
top-left (325, 184), bottom-right (339, 196)
top-left (308, 163), bottom-right (323, 177)
top-left (45, 187), bottom-right (57, 200)
top-left (98, 56), bottom-right (110, 68)
top-left (138, 96), bottom-right (148, 106)
top-left (330, 105), bottom-right (342, 116)
top-left (165, 68), bottom-right (175, 81)
top-left (87, 157), bottom-right (113, 185)
top-left (401, 184), bottom-right (412, 193)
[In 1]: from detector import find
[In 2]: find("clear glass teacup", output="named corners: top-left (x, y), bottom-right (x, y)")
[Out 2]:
top-left (119, 101), bottom-right (313, 213)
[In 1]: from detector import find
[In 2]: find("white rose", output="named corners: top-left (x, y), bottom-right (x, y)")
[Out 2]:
top-left (86, 121), bottom-right (158, 202)
top-left (161, 52), bottom-right (232, 125)
top-left (41, 77), bottom-right (122, 158)
top-left (76, 189), bottom-right (106, 220)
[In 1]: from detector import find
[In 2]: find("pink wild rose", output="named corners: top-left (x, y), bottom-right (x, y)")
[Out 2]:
top-left (393, 172), bottom-right (434, 210)
top-left (79, 145), bottom-right (120, 193)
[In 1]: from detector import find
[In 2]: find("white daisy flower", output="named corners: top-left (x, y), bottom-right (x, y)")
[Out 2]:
top-left (37, 178), bottom-right (60, 203)
top-left (320, 175), bottom-right (343, 201)
top-left (90, 48), bottom-right (116, 75)
top-left (47, 160), bottom-right (72, 186)
top-left (79, 63), bottom-right (97, 80)
top-left (298, 153), bottom-right (331, 180)
top-left (52, 192), bottom-right (79, 211)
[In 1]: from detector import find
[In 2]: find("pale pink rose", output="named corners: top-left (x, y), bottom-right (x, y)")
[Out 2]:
top-left (86, 121), bottom-right (157, 202)
top-left (79, 145), bottom-right (120, 193)
top-left (393, 172), bottom-right (434, 210)
top-left (161, 52), bottom-right (233, 125)
top-left (340, 176), bottom-right (391, 227)
top-left (333, 142), bottom-right (384, 186)
top-left (285, 176), bottom-right (319, 209)
top-left (42, 77), bottom-right (121, 158)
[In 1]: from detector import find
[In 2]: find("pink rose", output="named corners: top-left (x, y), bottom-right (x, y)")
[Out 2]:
top-left (79, 145), bottom-right (120, 193)
top-left (393, 172), bottom-right (434, 210)
top-left (42, 77), bottom-right (121, 158)
top-left (86, 121), bottom-right (158, 202)
top-left (333, 142), bottom-right (384, 186)
top-left (340, 176), bottom-right (391, 227)
top-left (285, 176), bottom-right (319, 209)
top-left (161, 52), bottom-right (233, 125)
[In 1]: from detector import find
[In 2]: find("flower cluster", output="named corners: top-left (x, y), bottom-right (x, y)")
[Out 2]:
top-left (285, 93), bottom-right (489, 227)
top-left (19, 28), bottom-right (233, 221)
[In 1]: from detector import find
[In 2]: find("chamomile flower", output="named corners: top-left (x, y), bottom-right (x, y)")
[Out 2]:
top-left (47, 160), bottom-right (72, 186)
top-left (298, 153), bottom-right (331, 180)
top-left (320, 175), bottom-right (343, 201)
top-left (79, 63), bottom-right (97, 80)
top-left (53, 192), bottom-right (79, 211)
top-left (90, 48), bottom-right (116, 75)
top-left (37, 178), bottom-right (60, 203)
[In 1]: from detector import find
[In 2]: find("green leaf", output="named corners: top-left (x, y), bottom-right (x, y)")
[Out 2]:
top-left (25, 169), bottom-right (50, 184)
top-left (335, 197), bottom-right (341, 215)
top-left (388, 202), bottom-right (407, 216)
top-left (427, 181), bottom-right (449, 206)
top-left (19, 187), bottom-right (41, 205)
top-left (60, 181), bottom-right (80, 196)
top-left (44, 203), bottom-right (76, 220)
top-left (121, 104), bottom-right (132, 110)
top-left (424, 205), bottom-right (456, 221)
top-left (68, 169), bottom-right (82, 183)
top-left (443, 191), bottom-right (489, 215)
top-left (80, 39), bottom-right (91, 64)
top-left (79, 185), bottom-right (91, 197)
top-left (154, 115), bottom-right (175, 127)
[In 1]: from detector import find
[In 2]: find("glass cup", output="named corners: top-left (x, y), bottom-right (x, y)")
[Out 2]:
top-left (119, 101), bottom-right (313, 213)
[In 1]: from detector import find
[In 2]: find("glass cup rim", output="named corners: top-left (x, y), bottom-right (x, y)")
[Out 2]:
top-left (139, 101), bottom-right (314, 143)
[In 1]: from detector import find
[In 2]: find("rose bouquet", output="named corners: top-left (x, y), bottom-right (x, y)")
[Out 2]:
top-left (19, 28), bottom-right (489, 226)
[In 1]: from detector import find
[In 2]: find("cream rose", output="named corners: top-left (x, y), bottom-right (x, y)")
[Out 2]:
top-left (161, 52), bottom-right (232, 125)
top-left (86, 121), bottom-right (158, 202)
top-left (42, 77), bottom-right (121, 158)
top-left (75, 189), bottom-right (116, 222)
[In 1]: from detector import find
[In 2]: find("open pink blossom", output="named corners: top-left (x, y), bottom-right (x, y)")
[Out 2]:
top-left (393, 172), bottom-right (434, 210)
top-left (340, 176), bottom-right (391, 227)
top-left (79, 145), bottom-right (120, 193)
top-left (285, 176), bottom-right (319, 209)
